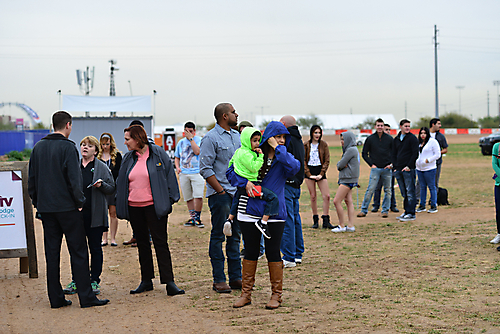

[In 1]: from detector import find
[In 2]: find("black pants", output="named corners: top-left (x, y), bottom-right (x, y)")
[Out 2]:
top-left (128, 205), bottom-right (175, 283)
top-left (82, 210), bottom-right (104, 283)
top-left (240, 221), bottom-right (285, 262)
top-left (41, 210), bottom-right (96, 307)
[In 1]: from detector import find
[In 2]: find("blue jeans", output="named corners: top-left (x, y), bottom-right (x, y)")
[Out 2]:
top-left (373, 171), bottom-right (397, 210)
top-left (208, 193), bottom-right (241, 284)
top-left (417, 169), bottom-right (437, 208)
top-left (394, 170), bottom-right (417, 215)
top-left (280, 185), bottom-right (304, 262)
top-left (360, 168), bottom-right (392, 214)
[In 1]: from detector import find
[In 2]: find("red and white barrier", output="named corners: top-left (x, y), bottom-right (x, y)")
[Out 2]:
top-left (334, 128), bottom-right (498, 135)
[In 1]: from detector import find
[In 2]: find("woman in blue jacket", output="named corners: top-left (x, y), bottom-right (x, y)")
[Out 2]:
top-left (228, 121), bottom-right (300, 310)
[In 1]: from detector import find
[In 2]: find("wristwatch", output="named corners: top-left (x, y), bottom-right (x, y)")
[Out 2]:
top-left (188, 137), bottom-right (193, 142)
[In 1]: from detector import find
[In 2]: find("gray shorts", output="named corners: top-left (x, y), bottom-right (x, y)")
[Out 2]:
top-left (179, 173), bottom-right (205, 201)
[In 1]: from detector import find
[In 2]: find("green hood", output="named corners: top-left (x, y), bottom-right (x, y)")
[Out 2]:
top-left (240, 127), bottom-right (262, 150)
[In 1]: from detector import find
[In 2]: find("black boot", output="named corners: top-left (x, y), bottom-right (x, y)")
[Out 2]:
top-left (166, 281), bottom-right (185, 296)
top-left (130, 280), bottom-right (153, 294)
top-left (322, 215), bottom-right (335, 229)
top-left (312, 215), bottom-right (319, 229)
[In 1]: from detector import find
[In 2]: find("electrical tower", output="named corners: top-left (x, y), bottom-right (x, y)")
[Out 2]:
top-left (76, 66), bottom-right (95, 95)
top-left (109, 59), bottom-right (119, 96)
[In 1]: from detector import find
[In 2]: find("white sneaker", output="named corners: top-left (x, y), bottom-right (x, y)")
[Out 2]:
top-left (396, 213), bottom-right (406, 220)
top-left (295, 258), bottom-right (302, 264)
top-left (283, 259), bottom-right (296, 268)
top-left (223, 219), bottom-right (232, 237)
top-left (345, 226), bottom-right (355, 232)
top-left (490, 234), bottom-right (500, 244)
top-left (331, 225), bottom-right (346, 233)
top-left (427, 207), bottom-right (438, 214)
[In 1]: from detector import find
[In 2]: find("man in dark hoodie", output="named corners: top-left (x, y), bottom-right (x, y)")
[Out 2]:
top-left (279, 115), bottom-right (305, 267)
top-left (28, 110), bottom-right (109, 309)
top-left (392, 118), bottom-right (419, 221)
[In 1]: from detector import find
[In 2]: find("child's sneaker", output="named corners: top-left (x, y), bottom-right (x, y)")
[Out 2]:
top-left (331, 225), bottom-right (346, 233)
top-left (195, 220), bottom-right (205, 228)
top-left (223, 219), bottom-right (232, 236)
top-left (91, 281), bottom-right (101, 295)
top-left (255, 220), bottom-right (271, 239)
top-left (63, 281), bottom-right (77, 295)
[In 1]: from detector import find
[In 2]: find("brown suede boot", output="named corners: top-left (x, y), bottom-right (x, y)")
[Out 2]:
top-left (265, 262), bottom-right (283, 309)
top-left (233, 259), bottom-right (258, 308)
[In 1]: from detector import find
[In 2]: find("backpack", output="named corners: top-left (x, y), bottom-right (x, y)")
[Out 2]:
top-left (437, 187), bottom-right (449, 206)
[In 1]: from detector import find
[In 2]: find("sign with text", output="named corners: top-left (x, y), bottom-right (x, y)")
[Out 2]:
top-left (0, 170), bottom-right (27, 250)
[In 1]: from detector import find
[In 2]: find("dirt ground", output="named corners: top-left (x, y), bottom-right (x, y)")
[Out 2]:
top-left (2, 134), bottom-right (500, 334)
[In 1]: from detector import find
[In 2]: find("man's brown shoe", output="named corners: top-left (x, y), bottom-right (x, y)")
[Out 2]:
top-left (356, 212), bottom-right (366, 217)
top-left (213, 282), bottom-right (232, 293)
top-left (229, 279), bottom-right (242, 290)
top-left (123, 238), bottom-right (136, 245)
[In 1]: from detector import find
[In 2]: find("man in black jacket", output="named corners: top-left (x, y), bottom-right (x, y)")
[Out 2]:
top-left (357, 118), bottom-right (393, 218)
top-left (392, 118), bottom-right (419, 221)
top-left (279, 115), bottom-right (305, 268)
top-left (28, 111), bottom-right (109, 309)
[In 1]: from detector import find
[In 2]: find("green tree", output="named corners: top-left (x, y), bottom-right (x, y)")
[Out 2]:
top-left (415, 116), bottom-right (432, 129)
top-left (440, 112), bottom-right (477, 128)
top-left (355, 117), bottom-right (376, 130)
top-left (259, 120), bottom-right (272, 128)
top-left (0, 122), bottom-right (15, 130)
top-left (297, 114), bottom-right (323, 129)
top-left (33, 122), bottom-right (48, 130)
top-left (478, 116), bottom-right (500, 129)
top-left (414, 113), bottom-right (477, 129)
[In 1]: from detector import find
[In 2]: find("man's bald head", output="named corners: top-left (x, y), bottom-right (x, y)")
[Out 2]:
top-left (214, 103), bottom-right (233, 122)
top-left (280, 115), bottom-right (296, 128)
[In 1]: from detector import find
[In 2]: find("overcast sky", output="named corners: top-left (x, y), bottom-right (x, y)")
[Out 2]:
top-left (2, 0), bottom-right (500, 128)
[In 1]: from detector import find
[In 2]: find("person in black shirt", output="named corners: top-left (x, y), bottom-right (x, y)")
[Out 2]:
top-left (63, 136), bottom-right (115, 296)
top-left (28, 111), bottom-right (110, 308)
top-left (357, 118), bottom-right (393, 218)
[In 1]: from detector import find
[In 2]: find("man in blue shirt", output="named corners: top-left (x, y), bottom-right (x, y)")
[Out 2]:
top-left (199, 103), bottom-right (242, 293)
top-left (174, 121), bottom-right (205, 227)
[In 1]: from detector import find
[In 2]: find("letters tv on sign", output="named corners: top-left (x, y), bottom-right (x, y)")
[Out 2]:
top-left (0, 171), bottom-right (27, 250)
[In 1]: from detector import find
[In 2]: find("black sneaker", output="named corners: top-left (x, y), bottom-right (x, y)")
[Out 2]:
top-left (371, 207), bottom-right (379, 213)
top-left (184, 219), bottom-right (196, 227)
top-left (255, 220), bottom-right (271, 239)
top-left (195, 220), bottom-right (205, 228)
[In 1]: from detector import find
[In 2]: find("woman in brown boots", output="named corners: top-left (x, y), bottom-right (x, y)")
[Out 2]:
top-left (227, 122), bottom-right (300, 309)
top-left (304, 125), bottom-right (334, 229)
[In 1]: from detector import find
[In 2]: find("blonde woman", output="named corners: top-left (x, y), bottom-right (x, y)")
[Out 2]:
top-left (98, 133), bottom-right (122, 246)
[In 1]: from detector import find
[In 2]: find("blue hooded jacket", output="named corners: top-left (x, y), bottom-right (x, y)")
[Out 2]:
top-left (227, 121), bottom-right (300, 221)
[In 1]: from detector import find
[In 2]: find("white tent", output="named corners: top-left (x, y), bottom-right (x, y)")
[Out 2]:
top-left (62, 95), bottom-right (151, 113)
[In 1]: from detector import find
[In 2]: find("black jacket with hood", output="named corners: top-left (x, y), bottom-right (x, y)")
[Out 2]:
top-left (285, 125), bottom-right (305, 188)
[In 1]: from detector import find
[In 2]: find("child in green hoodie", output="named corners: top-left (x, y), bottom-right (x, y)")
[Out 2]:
top-left (224, 127), bottom-right (279, 239)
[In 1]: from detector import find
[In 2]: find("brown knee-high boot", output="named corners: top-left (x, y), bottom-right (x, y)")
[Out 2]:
top-left (233, 259), bottom-right (258, 308)
top-left (265, 261), bottom-right (283, 309)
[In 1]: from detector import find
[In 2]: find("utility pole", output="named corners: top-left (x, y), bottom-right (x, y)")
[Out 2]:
top-left (128, 80), bottom-right (133, 96)
top-left (487, 91), bottom-right (490, 118)
top-left (434, 25), bottom-right (439, 118)
top-left (109, 60), bottom-right (119, 96)
top-left (255, 106), bottom-right (270, 126)
top-left (456, 86), bottom-right (465, 114)
top-left (494, 81), bottom-right (500, 118)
